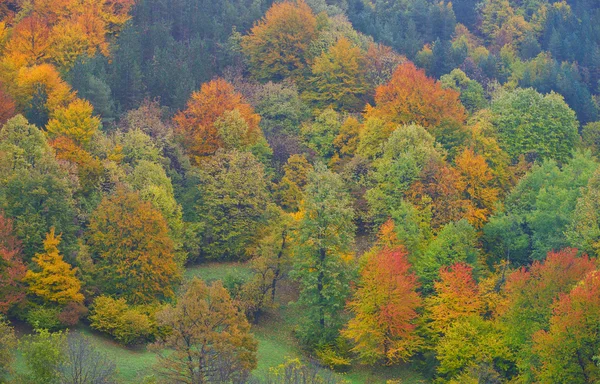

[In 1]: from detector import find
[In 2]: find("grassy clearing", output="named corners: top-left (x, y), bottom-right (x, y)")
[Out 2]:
top-left (184, 261), bottom-right (253, 282)
top-left (13, 262), bottom-right (426, 384)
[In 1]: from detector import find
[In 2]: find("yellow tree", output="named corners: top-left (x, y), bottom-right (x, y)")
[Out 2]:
top-left (154, 278), bottom-right (257, 383)
top-left (304, 37), bottom-right (368, 111)
top-left (424, 262), bottom-right (483, 341)
top-left (4, 14), bottom-right (51, 67)
top-left (454, 148), bottom-right (500, 229)
top-left (46, 98), bottom-right (100, 146)
top-left (24, 228), bottom-right (84, 305)
top-left (241, 0), bottom-right (317, 82)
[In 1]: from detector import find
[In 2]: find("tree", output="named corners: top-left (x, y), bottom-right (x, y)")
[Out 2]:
top-left (154, 278), bottom-right (257, 384)
top-left (8, 63), bottom-right (75, 116)
top-left (343, 247), bottom-right (422, 365)
top-left (417, 219), bottom-right (480, 293)
top-left (0, 85), bottom-right (16, 126)
top-left (18, 328), bottom-right (67, 384)
top-left (532, 270), bottom-right (600, 383)
top-left (24, 228), bottom-right (84, 305)
top-left (440, 69), bottom-right (487, 113)
top-left (304, 37), bottom-right (367, 111)
top-left (407, 159), bottom-right (470, 230)
top-left (435, 316), bottom-right (513, 381)
top-left (274, 154), bottom-right (313, 211)
top-left (0, 213), bottom-right (26, 314)
top-left (424, 263), bottom-right (483, 341)
top-left (454, 148), bottom-right (499, 229)
top-left (333, 116), bottom-right (361, 161)
top-left (59, 333), bottom-right (117, 384)
top-left (89, 296), bottom-right (155, 345)
top-left (46, 98), bottom-right (100, 146)
top-left (499, 248), bottom-right (596, 382)
top-left (366, 124), bottom-right (442, 221)
top-left (301, 108), bottom-right (341, 159)
top-left (490, 88), bottom-right (579, 163)
top-left (365, 62), bottom-right (466, 130)
top-left (127, 160), bottom-right (187, 264)
top-left (87, 189), bottom-right (180, 304)
top-left (254, 81), bottom-right (309, 136)
top-left (173, 78), bottom-right (261, 162)
top-left (483, 152), bottom-right (598, 264)
top-left (241, 0), bottom-right (317, 82)
top-left (241, 206), bottom-right (294, 319)
top-left (196, 150), bottom-right (269, 261)
top-left (567, 169), bottom-right (600, 257)
top-left (0, 318), bottom-right (16, 381)
top-left (0, 115), bottom-right (77, 257)
top-left (292, 163), bottom-right (355, 347)
top-left (5, 14), bottom-right (51, 66)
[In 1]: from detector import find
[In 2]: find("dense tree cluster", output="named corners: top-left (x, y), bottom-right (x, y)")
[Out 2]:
top-left (1, 0), bottom-right (600, 382)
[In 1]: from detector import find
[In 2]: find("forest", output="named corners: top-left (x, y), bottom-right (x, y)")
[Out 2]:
top-left (1, 0), bottom-right (600, 382)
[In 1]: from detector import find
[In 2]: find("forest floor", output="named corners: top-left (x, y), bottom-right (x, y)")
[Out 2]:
top-left (13, 262), bottom-right (426, 384)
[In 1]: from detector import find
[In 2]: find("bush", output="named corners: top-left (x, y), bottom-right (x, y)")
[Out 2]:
top-left (25, 306), bottom-right (63, 332)
top-left (314, 345), bottom-right (352, 373)
top-left (254, 358), bottom-right (348, 383)
top-left (57, 302), bottom-right (88, 327)
top-left (89, 296), bottom-right (157, 345)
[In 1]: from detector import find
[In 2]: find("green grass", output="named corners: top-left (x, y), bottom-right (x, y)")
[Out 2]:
top-left (13, 326), bottom-right (158, 383)
top-left (184, 261), bottom-right (253, 282)
top-left (13, 261), bottom-right (427, 384)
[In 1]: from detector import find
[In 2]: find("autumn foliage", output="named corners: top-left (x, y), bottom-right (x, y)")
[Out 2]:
top-left (532, 269), bottom-right (600, 383)
top-left (365, 62), bottom-right (466, 129)
top-left (343, 247), bottom-right (422, 365)
top-left (24, 228), bottom-right (84, 305)
top-left (241, 0), bottom-right (317, 82)
top-left (0, 213), bottom-right (26, 314)
top-left (173, 79), bottom-right (262, 161)
top-left (87, 189), bottom-right (180, 304)
top-left (425, 263), bottom-right (483, 337)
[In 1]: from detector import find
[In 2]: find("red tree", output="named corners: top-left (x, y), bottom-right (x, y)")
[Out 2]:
top-left (0, 213), bottom-right (26, 314)
top-left (173, 78), bottom-right (261, 162)
top-left (343, 247), bottom-right (422, 364)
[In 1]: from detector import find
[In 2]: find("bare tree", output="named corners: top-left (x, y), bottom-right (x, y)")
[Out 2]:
top-left (59, 333), bottom-right (117, 384)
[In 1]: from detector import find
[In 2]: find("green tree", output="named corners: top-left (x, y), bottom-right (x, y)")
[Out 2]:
top-left (196, 150), bottom-right (269, 261)
top-left (291, 163), bottom-right (355, 347)
top-left (0, 115), bottom-right (77, 257)
top-left (435, 316), bottom-right (513, 382)
top-left (366, 124), bottom-right (442, 221)
top-left (490, 88), bottom-right (579, 163)
top-left (304, 37), bottom-right (367, 111)
top-left (18, 328), bottom-right (67, 384)
top-left (416, 219), bottom-right (480, 293)
top-left (566, 169), bottom-right (600, 257)
top-left (440, 69), bottom-right (487, 114)
top-left (0, 318), bottom-right (16, 381)
top-left (484, 152), bottom-right (598, 264)
top-left (301, 108), bottom-right (342, 159)
top-left (254, 82), bottom-right (309, 136)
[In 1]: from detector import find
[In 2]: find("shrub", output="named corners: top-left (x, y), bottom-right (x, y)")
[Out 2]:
top-left (57, 302), bottom-right (88, 327)
top-left (25, 306), bottom-right (63, 331)
top-left (89, 296), bottom-right (157, 345)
